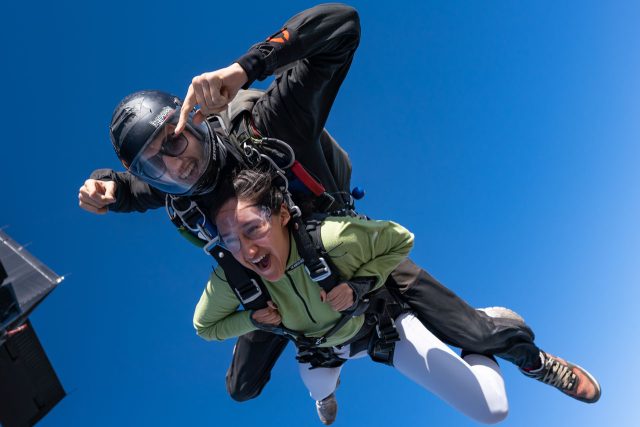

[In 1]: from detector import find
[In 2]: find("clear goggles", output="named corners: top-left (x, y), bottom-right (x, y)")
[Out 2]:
top-left (217, 205), bottom-right (273, 253)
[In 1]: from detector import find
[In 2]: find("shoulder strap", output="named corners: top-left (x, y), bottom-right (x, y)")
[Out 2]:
top-left (207, 247), bottom-right (271, 311)
top-left (218, 89), bottom-right (264, 131)
top-left (166, 195), bottom-right (271, 310)
top-left (289, 212), bottom-right (340, 293)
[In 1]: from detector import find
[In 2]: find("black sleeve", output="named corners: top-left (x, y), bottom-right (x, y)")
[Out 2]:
top-left (235, 4), bottom-right (360, 192)
top-left (90, 169), bottom-right (166, 213)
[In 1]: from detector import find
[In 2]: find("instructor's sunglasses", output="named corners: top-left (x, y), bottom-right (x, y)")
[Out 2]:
top-left (140, 132), bottom-right (189, 179)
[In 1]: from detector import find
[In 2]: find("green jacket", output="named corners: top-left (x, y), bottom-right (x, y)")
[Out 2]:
top-left (193, 216), bottom-right (414, 348)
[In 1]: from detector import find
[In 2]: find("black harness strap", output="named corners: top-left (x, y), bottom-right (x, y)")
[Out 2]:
top-left (367, 303), bottom-right (401, 366)
top-left (296, 346), bottom-right (347, 369)
top-left (297, 215), bottom-right (364, 347)
top-left (207, 247), bottom-right (270, 311)
top-left (339, 286), bottom-right (405, 367)
top-left (289, 213), bottom-right (338, 292)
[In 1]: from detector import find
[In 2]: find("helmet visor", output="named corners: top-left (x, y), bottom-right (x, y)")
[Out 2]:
top-left (128, 109), bottom-right (211, 195)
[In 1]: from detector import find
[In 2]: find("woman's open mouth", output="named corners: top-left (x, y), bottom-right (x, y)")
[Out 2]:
top-left (250, 254), bottom-right (271, 271)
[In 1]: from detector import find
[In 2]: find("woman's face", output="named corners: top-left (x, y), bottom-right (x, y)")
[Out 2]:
top-left (215, 197), bottom-right (291, 281)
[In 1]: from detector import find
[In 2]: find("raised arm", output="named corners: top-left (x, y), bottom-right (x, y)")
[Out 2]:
top-left (243, 3), bottom-right (361, 148)
top-left (177, 3), bottom-right (361, 155)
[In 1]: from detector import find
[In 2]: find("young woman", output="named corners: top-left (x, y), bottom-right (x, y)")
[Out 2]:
top-left (193, 167), bottom-right (510, 425)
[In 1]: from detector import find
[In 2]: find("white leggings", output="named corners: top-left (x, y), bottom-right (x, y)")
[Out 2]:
top-left (299, 313), bottom-right (509, 424)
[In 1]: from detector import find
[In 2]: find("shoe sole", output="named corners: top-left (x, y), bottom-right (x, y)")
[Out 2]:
top-left (570, 361), bottom-right (602, 404)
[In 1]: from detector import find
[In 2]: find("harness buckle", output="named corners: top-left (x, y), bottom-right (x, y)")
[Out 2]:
top-left (169, 197), bottom-right (216, 239)
top-left (369, 316), bottom-right (400, 367)
top-left (375, 321), bottom-right (398, 341)
top-left (232, 278), bottom-right (263, 305)
top-left (202, 236), bottom-right (221, 256)
top-left (305, 257), bottom-right (332, 282)
top-left (290, 205), bottom-right (302, 219)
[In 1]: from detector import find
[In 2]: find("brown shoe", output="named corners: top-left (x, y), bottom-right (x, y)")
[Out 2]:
top-left (522, 351), bottom-right (601, 403)
top-left (316, 393), bottom-right (338, 425)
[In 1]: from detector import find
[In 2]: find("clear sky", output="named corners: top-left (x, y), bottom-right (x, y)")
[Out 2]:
top-left (2, 1), bottom-right (639, 426)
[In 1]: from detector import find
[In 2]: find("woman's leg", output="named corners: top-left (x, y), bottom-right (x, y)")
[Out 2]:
top-left (298, 362), bottom-right (342, 401)
top-left (393, 312), bottom-right (509, 424)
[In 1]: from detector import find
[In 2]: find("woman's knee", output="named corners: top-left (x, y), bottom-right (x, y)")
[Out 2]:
top-left (462, 354), bottom-right (509, 424)
top-left (471, 405), bottom-right (509, 424)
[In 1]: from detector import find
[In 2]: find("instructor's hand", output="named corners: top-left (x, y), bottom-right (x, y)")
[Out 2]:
top-left (175, 63), bottom-right (248, 134)
top-left (252, 301), bottom-right (281, 325)
top-left (78, 179), bottom-right (117, 214)
top-left (320, 282), bottom-right (354, 312)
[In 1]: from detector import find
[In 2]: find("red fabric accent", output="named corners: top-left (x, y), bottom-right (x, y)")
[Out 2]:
top-left (7, 323), bottom-right (28, 337)
top-left (290, 161), bottom-right (326, 196)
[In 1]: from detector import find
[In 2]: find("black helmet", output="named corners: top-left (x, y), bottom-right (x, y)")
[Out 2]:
top-left (109, 90), bottom-right (223, 196)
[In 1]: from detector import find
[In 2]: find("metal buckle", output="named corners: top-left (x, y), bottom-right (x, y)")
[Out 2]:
top-left (168, 196), bottom-right (219, 244)
top-left (233, 279), bottom-right (263, 305)
top-left (176, 200), bottom-right (206, 234)
top-left (305, 257), bottom-right (331, 282)
top-left (376, 320), bottom-right (398, 341)
top-left (202, 236), bottom-right (221, 255)
top-left (289, 205), bottom-right (302, 218)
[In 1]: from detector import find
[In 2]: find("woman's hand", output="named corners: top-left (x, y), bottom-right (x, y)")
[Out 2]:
top-left (251, 301), bottom-right (281, 325)
top-left (320, 282), bottom-right (354, 312)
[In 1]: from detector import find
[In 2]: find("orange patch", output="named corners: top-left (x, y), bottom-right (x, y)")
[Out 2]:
top-left (267, 29), bottom-right (290, 44)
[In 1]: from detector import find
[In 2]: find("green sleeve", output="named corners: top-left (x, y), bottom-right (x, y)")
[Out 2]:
top-left (321, 217), bottom-right (414, 290)
top-left (193, 266), bottom-right (258, 341)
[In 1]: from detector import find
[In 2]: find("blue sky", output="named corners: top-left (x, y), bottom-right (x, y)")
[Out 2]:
top-left (2, 1), bottom-right (639, 425)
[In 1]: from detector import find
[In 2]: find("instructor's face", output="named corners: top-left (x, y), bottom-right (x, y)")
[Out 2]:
top-left (215, 197), bottom-right (291, 282)
top-left (141, 124), bottom-right (206, 186)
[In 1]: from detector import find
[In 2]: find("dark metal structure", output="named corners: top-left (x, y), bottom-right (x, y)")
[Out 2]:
top-left (0, 230), bottom-right (65, 427)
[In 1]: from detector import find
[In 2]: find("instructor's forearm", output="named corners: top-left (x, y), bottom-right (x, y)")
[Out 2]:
top-left (235, 3), bottom-right (360, 86)
top-left (90, 169), bottom-right (165, 212)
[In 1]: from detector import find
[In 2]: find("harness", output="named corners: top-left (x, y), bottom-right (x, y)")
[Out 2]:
top-left (167, 113), bottom-right (402, 366)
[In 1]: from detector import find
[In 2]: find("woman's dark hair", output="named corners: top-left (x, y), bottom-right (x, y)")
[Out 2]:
top-left (209, 166), bottom-right (285, 221)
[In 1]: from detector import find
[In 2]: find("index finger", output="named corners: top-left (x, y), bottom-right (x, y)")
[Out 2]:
top-left (175, 84), bottom-right (197, 135)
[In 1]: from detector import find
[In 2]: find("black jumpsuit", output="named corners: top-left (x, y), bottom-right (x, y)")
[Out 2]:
top-left (91, 4), bottom-right (540, 401)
